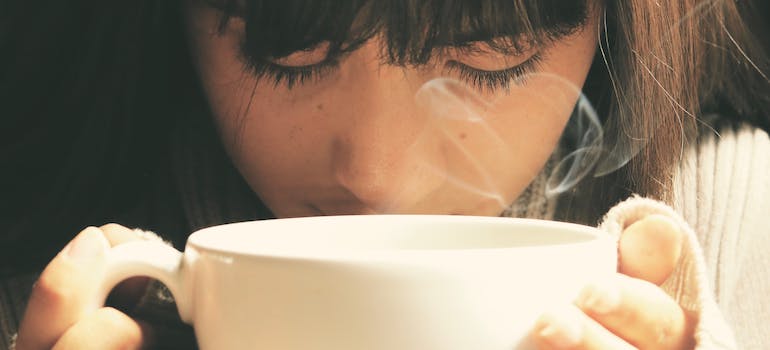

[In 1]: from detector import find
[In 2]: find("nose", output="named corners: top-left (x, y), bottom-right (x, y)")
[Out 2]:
top-left (331, 64), bottom-right (443, 212)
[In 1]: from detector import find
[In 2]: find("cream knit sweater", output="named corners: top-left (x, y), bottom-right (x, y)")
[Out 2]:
top-left (0, 123), bottom-right (767, 349)
top-left (668, 123), bottom-right (770, 349)
top-left (512, 122), bottom-right (768, 349)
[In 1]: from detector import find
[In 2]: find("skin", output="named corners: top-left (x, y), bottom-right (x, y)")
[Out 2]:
top-left (16, 220), bottom-right (694, 350)
top-left (16, 3), bottom-right (696, 350)
top-left (186, 3), bottom-right (597, 217)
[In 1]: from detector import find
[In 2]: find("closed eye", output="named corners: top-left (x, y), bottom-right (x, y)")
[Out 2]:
top-left (445, 52), bottom-right (544, 93)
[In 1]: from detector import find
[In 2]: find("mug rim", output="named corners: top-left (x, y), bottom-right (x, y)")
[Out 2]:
top-left (186, 215), bottom-right (612, 262)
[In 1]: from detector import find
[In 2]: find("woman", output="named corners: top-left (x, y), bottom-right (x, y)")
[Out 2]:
top-left (1, 0), bottom-right (768, 349)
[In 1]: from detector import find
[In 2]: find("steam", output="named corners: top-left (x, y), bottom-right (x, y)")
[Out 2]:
top-left (412, 73), bottom-right (636, 212)
top-left (545, 94), bottom-right (605, 196)
top-left (412, 78), bottom-right (512, 210)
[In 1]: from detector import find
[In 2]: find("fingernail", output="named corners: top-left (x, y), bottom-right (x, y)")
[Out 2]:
top-left (537, 309), bottom-right (583, 348)
top-left (66, 227), bottom-right (109, 261)
top-left (576, 280), bottom-right (621, 314)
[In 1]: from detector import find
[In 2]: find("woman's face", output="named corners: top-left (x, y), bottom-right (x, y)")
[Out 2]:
top-left (186, 4), bottom-right (599, 218)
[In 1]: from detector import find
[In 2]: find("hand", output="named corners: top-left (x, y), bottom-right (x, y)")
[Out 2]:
top-left (533, 214), bottom-right (697, 349)
top-left (16, 224), bottom-right (153, 350)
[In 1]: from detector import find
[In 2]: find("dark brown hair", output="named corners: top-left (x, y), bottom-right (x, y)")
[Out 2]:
top-left (560, 0), bottom-right (770, 223)
top-left (0, 0), bottom-right (767, 270)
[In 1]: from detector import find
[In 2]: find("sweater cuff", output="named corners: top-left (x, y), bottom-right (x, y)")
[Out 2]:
top-left (599, 196), bottom-right (737, 349)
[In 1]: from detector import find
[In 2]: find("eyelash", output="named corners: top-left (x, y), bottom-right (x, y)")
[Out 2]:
top-left (245, 59), bottom-right (341, 90)
top-left (247, 53), bottom-right (543, 92)
top-left (444, 53), bottom-right (544, 93)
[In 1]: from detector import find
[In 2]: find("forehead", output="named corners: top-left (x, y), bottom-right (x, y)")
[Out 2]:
top-left (211, 0), bottom-right (589, 63)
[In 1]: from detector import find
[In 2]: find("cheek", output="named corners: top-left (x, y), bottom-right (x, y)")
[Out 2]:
top-left (186, 14), bottom-right (329, 193)
top-left (490, 65), bottom-right (589, 158)
top-left (429, 38), bottom-right (596, 204)
top-left (187, 2), bottom-right (598, 216)
top-left (214, 91), bottom-right (332, 196)
top-left (427, 85), bottom-right (574, 206)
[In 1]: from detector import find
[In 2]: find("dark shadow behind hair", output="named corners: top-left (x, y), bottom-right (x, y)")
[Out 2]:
top-left (0, 0), bottom-right (590, 272)
top-left (704, 0), bottom-right (770, 131)
top-left (1, 0), bottom-right (768, 272)
top-left (0, 0), bottom-right (198, 273)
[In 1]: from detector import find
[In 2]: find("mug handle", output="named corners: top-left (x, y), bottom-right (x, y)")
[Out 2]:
top-left (97, 241), bottom-right (193, 323)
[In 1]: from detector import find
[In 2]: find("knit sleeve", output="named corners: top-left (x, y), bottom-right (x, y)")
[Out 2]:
top-left (671, 123), bottom-right (770, 349)
top-left (600, 196), bottom-right (737, 349)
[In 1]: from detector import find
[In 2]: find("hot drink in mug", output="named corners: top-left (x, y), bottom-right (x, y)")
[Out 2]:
top-left (100, 215), bottom-right (616, 350)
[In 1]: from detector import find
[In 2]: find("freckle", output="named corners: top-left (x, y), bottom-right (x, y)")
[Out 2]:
top-left (316, 104), bottom-right (324, 111)
top-left (459, 133), bottom-right (467, 140)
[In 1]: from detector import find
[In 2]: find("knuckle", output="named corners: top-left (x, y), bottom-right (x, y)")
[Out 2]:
top-left (81, 225), bottom-right (103, 235)
top-left (96, 307), bottom-right (144, 345)
top-left (99, 223), bottom-right (142, 246)
top-left (653, 306), bottom-right (689, 348)
top-left (32, 271), bottom-right (76, 305)
top-left (600, 291), bottom-right (637, 325)
top-left (97, 307), bottom-right (130, 328)
top-left (52, 308), bottom-right (144, 350)
top-left (100, 223), bottom-right (128, 233)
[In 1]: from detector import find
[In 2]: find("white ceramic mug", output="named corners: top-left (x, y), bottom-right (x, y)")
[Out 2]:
top-left (99, 215), bottom-right (616, 350)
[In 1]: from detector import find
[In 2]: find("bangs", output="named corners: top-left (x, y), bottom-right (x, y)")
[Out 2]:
top-left (209, 0), bottom-right (588, 65)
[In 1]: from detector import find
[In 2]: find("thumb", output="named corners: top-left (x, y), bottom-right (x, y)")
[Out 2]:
top-left (618, 214), bottom-right (684, 285)
top-left (16, 227), bottom-right (111, 350)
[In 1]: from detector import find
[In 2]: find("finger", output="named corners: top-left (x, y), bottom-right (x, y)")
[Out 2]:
top-left (52, 307), bottom-right (153, 350)
top-left (100, 223), bottom-right (144, 247)
top-left (575, 274), bottom-right (695, 350)
top-left (16, 227), bottom-right (110, 350)
top-left (618, 214), bottom-right (683, 285)
top-left (534, 304), bottom-right (637, 350)
top-left (99, 224), bottom-right (150, 308)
